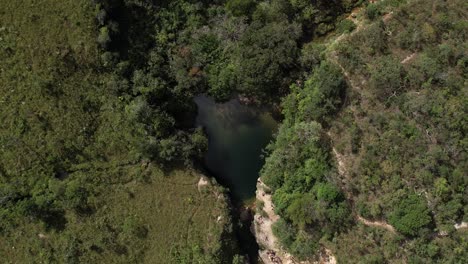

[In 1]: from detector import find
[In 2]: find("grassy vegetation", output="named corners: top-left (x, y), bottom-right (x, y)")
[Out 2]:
top-left (0, 1), bottom-right (235, 262)
top-left (2, 0), bottom-right (465, 262)
top-left (0, 166), bottom-right (235, 263)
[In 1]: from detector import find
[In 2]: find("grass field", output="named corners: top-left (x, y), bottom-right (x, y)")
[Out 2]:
top-left (0, 165), bottom-right (234, 263)
top-left (0, 1), bottom-right (235, 263)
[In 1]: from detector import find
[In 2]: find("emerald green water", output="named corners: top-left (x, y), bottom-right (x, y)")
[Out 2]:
top-left (195, 95), bottom-right (277, 202)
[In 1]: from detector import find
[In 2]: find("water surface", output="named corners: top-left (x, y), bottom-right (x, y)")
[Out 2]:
top-left (195, 95), bottom-right (277, 202)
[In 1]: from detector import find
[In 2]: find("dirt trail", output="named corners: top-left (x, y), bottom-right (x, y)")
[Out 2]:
top-left (323, 0), bottom-right (402, 234)
top-left (330, 141), bottom-right (396, 234)
top-left (326, 4), bottom-right (369, 93)
top-left (325, 0), bottom-right (468, 242)
top-left (357, 216), bottom-right (396, 233)
top-left (333, 145), bottom-right (396, 233)
top-left (383, 11), bottom-right (394, 22)
top-left (253, 2), bottom-right (402, 262)
top-left (401, 52), bottom-right (417, 64)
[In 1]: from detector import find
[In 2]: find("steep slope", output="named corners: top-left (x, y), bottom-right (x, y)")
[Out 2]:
top-left (258, 0), bottom-right (467, 262)
top-left (328, 0), bottom-right (467, 261)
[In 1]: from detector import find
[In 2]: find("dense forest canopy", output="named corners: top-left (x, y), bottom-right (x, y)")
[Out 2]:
top-left (0, 0), bottom-right (466, 263)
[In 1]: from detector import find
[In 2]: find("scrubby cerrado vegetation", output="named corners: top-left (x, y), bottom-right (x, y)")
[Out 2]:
top-left (261, 0), bottom-right (467, 262)
top-left (0, 0), bottom-right (466, 263)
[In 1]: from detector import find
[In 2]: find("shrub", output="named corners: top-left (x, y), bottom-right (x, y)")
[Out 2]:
top-left (295, 61), bottom-right (346, 122)
top-left (272, 219), bottom-right (296, 248)
top-left (370, 55), bottom-right (406, 101)
top-left (290, 230), bottom-right (319, 259)
top-left (226, 0), bottom-right (257, 17)
top-left (336, 41), bottom-right (365, 74)
top-left (300, 42), bottom-right (325, 71)
top-left (207, 62), bottom-right (237, 101)
top-left (97, 26), bottom-right (111, 48)
top-left (358, 21), bottom-right (388, 55)
top-left (350, 123), bottom-right (362, 153)
top-left (388, 194), bottom-right (432, 236)
top-left (366, 4), bottom-right (381, 20)
top-left (337, 19), bottom-right (357, 34)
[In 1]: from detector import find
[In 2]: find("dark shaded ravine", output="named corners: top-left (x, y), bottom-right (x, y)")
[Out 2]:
top-left (194, 95), bottom-right (278, 262)
top-left (195, 95), bottom-right (278, 202)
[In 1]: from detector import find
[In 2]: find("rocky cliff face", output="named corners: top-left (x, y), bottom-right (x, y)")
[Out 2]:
top-left (253, 179), bottom-right (284, 263)
top-left (252, 179), bottom-right (337, 264)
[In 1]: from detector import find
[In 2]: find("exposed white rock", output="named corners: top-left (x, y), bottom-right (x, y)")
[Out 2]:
top-left (454, 222), bottom-right (467, 230)
top-left (253, 179), bottom-right (337, 264)
top-left (197, 176), bottom-right (210, 192)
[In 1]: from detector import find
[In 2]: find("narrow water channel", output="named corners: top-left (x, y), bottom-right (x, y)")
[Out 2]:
top-left (194, 95), bottom-right (278, 262)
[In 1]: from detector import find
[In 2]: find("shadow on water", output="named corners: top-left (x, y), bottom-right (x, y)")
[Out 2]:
top-left (194, 95), bottom-right (278, 263)
top-left (194, 95), bottom-right (277, 202)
